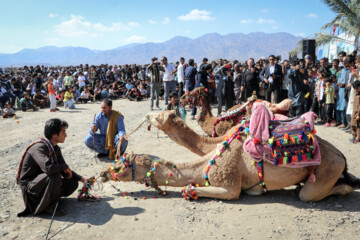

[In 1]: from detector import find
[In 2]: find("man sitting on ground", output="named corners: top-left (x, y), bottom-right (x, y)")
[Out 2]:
top-left (84, 99), bottom-right (128, 159)
top-left (16, 118), bottom-right (89, 216)
top-left (33, 89), bottom-right (48, 109)
top-left (164, 92), bottom-right (186, 120)
top-left (20, 92), bottom-right (38, 112)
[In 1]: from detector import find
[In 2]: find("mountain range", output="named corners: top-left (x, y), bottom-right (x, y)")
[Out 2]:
top-left (0, 32), bottom-right (302, 66)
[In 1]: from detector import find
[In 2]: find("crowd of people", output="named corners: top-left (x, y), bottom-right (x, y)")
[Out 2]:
top-left (1, 51), bottom-right (360, 143)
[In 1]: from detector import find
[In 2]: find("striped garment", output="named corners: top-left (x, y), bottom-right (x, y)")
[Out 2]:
top-left (16, 137), bottom-right (58, 183)
top-left (325, 85), bottom-right (335, 104)
top-left (147, 63), bottom-right (165, 83)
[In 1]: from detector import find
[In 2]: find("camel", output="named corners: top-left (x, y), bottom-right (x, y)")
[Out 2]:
top-left (146, 110), bottom-right (225, 156)
top-left (180, 87), bottom-right (292, 136)
top-left (100, 128), bottom-right (360, 201)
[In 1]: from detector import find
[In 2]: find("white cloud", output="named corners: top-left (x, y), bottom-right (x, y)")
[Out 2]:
top-left (272, 26), bottom-right (279, 30)
top-left (149, 20), bottom-right (157, 24)
top-left (261, 9), bottom-right (268, 13)
top-left (128, 21), bottom-right (140, 27)
top-left (53, 15), bottom-right (134, 38)
top-left (306, 13), bottom-right (318, 18)
top-left (296, 33), bottom-right (306, 37)
top-left (240, 19), bottom-right (253, 24)
top-left (178, 9), bottom-right (214, 21)
top-left (257, 18), bottom-right (275, 24)
top-left (162, 17), bottom-right (170, 24)
top-left (124, 35), bottom-right (147, 44)
top-left (49, 13), bottom-right (58, 18)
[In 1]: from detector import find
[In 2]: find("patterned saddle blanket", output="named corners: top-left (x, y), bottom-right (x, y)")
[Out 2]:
top-left (243, 102), bottom-right (321, 168)
top-left (268, 117), bottom-right (316, 166)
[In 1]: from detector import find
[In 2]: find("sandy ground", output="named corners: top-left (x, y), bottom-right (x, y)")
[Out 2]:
top-left (0, 98), bottom-right (359, 240)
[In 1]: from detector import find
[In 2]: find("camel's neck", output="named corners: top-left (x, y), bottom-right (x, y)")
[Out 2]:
top-left (146, 157), bottom-right (208, 187)
top-left (162, 120), bottom-right (223, 156)
top-left (197, 101), bottom-right (217, 135)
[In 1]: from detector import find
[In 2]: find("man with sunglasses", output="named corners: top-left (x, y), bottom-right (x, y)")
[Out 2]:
top-left (259, 55), bottom-right (283, 103)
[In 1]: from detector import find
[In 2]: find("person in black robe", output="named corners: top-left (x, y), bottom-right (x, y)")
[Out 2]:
top-left (16, 118), bottom-right (88, 217)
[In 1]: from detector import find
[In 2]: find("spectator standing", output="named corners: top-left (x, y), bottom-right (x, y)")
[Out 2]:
top-left (287, 61), bottom-right (305, 117)
top-left (48, 77), bottom-right (58, 112)
top-left (259, 55), bottom-right (283, 103)
top-left (324, 78), bottom-right (335, 127)
top-left (161, 56), bottom-right (176, 106)
top-left (242, 58), bottom-right (260, 100)
top-left (177, 57), bottom-right (186, 97)
top-left (147, 57), bottom-right (165, 110)
top-left (77, 72), bottom-right (86, 93)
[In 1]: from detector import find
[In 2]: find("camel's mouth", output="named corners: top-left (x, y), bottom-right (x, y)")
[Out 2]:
top-left (145, 112), bottom-right (162, 130)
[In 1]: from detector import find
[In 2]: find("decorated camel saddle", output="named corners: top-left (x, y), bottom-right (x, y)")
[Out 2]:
top-left (243, 102), bottom-right (321, 168)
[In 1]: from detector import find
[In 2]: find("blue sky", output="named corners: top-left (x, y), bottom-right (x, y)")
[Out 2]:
top-left (0, 0), bottom-right (336, 53)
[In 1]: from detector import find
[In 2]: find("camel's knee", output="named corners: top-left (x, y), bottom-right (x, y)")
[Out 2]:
top-left (298, 187), bottom-right (322, 202)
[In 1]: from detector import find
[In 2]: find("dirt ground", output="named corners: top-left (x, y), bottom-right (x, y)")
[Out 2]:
top-left (0, 98), bottom-right (359, 240)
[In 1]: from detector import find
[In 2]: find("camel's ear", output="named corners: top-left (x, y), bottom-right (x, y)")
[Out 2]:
top-left (164, 112), bottom-right (169, 122)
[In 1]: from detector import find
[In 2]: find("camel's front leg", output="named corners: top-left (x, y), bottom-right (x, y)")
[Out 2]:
top-left (194, 186), bottom-right (240, 200)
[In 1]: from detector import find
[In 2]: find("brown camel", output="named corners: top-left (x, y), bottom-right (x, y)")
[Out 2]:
top-left (100, 129), bottom-right (360, 201)
top-left (180, 87), bottom-right (292, 136)
top-left (146, 110), bottom-right (225, 156)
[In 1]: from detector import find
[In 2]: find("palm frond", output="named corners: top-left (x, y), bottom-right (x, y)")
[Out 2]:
top-left (320, 0), bottom-right (357, 20)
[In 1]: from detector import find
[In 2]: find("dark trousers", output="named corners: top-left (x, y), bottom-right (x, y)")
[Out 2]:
top-left (178, 82), bottom-right (184, 98)
top-left (265, 84), bottom-right (281, 103)
top-left (18, 172), bottom-right (79, 216)
top-left (325, 103), bottom-right (334, 123)
top-left (280, 89), bottom-right (288, 102)
top-left (290, 105), bottom-right (303, 117)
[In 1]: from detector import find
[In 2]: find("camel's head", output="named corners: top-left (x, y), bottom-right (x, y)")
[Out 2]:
top-left (180, 86), bottom-right (209, 108)
top-left (145, 110), bottom-right (178, 131)
top-left (100, 154), bottom-right (152, 183)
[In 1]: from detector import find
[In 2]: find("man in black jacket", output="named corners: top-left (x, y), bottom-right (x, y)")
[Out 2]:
top-left (259, 55), bottom-right (283, 103)
top-left (242, 58), bottom-right (260, 100)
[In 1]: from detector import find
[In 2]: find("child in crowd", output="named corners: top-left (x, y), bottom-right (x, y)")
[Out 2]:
top-left (101, 85), bottom-right (109, 99)
top-left (125, 80), bottom-right (133, 92)
top-left (2, 102), bottom-right (15, 118)
top-left (320, 83), bottom-right (327, 123)
top-left (79, 88), bottom-right (94, 103)
top-left (108, 85), bottom-right (118, 99)
top-left (73, 85), bottom-right (81, 102)
top-left (350, 80), bottom-right (360, 144)
top-left (20, 92), bottom-right (37, 112)
top-left (139, 84), bottom-right (148, 99)
top-left (127, 85), bottom-right (141, 101)
top-left (64, 87), bottom-right (76, 109)
top-left (324, 78), bottom-right (335, 127)
top-left (93, 85), bottom-right (102, 101)
top-left (48, 78), bottom-right (58, 112)
top-left (33, 89), bottom-right (48, 108)
top-left (56, 88), bottom-right (65, 106)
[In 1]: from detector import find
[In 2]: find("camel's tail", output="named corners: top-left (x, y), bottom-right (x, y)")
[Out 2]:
top-left (336, 153), bottom-right (360, 188)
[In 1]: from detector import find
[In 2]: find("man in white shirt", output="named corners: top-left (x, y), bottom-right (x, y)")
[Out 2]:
top-left (177, 57), bottom-right (186, 97)
top-left (161, 56), bottom-right (176, 105)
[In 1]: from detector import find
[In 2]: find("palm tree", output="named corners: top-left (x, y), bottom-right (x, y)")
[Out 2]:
top-left (318, 0), bottom-right (360, 50)
top-left (291, 0), bottom-right (360, 55)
